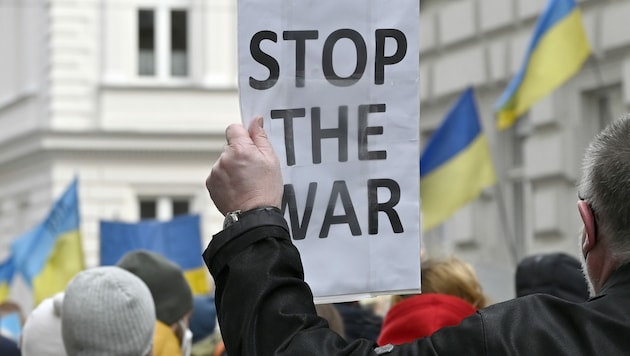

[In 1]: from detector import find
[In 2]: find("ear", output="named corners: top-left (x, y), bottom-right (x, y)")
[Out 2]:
top-left (578, 200), bottom-right (597, 255)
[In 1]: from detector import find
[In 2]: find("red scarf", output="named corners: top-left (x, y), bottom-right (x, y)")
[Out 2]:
top-left (377, 293), bottom-right (476, 346)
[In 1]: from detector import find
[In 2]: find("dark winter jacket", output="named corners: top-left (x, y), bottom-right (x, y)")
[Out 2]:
top-left (204, 208), bottom-right (630, 355)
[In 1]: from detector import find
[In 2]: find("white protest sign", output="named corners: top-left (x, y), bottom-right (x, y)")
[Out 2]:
top-left (238, 0), bottom-right (420, 301)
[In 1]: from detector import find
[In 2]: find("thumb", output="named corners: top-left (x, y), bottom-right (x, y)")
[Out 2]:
top-left (248, 116), bottom-right (274, 152)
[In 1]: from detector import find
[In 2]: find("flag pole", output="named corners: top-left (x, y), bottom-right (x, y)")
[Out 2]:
top-left (493, 183), bottom-right (519, 265)
top-left (487, 98), bottom-right (519, 266)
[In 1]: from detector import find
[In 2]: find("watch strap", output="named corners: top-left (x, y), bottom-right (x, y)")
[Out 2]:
top-left (223, 206), bottom-right (281, 229)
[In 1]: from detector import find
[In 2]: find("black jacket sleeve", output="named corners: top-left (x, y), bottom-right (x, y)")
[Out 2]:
top-left (203, 208), bottom-right (485, 356)
top-left (203, 208), bottom-right (378, 355)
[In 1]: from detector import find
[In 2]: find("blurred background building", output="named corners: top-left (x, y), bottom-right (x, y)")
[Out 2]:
top-left (418, 0), bottom-right (629, 300)
top-left (0, 0), bottom-right (238, 270)
top-left (0, 0), bottom-right (629, 302)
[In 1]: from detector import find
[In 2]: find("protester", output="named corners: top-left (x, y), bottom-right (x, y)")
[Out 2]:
top-left (19, 293), bottom-right (66, 356)
top-left (515, 252), bottom-right (589, 302)
top-left (417, 257), bottom-right (488, 308)
top-left (203, 115), bottom-right (630, 354)
top-left (117, 250), bottom-right (194, 356)
top-left (377, 257), bottom-right (488, 345)
top-left (333, 302), bottom-right (381, 343)
top-left (61, 266), bottom-right (155, 356)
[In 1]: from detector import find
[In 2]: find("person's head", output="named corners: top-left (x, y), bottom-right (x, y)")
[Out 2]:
top-left (379, 257), bottom-right (484, 345)
top-left (392, 256), bottom-right (488, 309)
top-left (20, 293), bottom-right (66, 356)
top-left (578, 114), bottom-right (630, 295)
top-left (62, 266), bottom-right (156, 356)
top-left (117, 251), bottom-right (194, 352)
top-left (515, 252), bottom-right (589, 303)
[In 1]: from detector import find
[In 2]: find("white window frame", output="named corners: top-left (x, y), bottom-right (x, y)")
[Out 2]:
top-left (139, 196), bottom-right (191, 221)
top-left (136, 0), bottom-right (191, 83)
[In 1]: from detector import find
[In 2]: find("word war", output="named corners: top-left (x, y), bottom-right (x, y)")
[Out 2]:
top-left (282, 179), bottom-right (404, 240)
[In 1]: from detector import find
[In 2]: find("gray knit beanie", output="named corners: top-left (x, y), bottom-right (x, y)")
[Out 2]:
top-left (61, 266), bottom-right (156, 356)
top-left (117, 250), bottom-right (193, 325)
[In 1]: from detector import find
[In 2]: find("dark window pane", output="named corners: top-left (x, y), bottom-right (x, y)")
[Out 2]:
top-left (172, 199), bottom-right (190, 216)
top-left (138, 9), bottom-right (155, 76)
top-left (140, 200), bottom-right (156, 220)
top-left (171, 10), bottom-right (188, 76)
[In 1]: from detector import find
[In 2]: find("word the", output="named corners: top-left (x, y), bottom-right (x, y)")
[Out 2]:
top-left (271, 103), bottom-right (387, 166)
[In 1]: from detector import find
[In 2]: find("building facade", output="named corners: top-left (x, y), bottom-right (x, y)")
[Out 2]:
top-left (1, 0), bottom-right (630, 301)
top-left (419, 0), bottom-right (630, 300)
top-left (0, 0), bottom-right (239, 269)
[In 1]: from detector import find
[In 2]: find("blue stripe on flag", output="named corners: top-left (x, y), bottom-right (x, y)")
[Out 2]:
top-left (11, 179), bottom-right (80, 285)
top-left (420, 87), bottom-right (481, 176)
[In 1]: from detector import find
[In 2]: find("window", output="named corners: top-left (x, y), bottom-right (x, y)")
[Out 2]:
top-left (139, 200), bottom-right (157, 220)
top-left (139, 197), bottom-right (190, 220)
top-left (137, 7), bottom-right (189, 78)
top-left (170, 10), bottom-right (188, 77)
top-left (172, 199), bottom-right (190, 216)
top-left (592, 85), bottom-right (622, 131)
top-left (582, 85), bottom-right (623, 147)
top-left (138, 9), bottom-right (156, 76)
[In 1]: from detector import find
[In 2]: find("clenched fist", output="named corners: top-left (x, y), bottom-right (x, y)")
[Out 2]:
top-left (206, 117), bottom-right (283, 215)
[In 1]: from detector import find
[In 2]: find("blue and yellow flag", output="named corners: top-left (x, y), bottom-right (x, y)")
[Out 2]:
top-left (100, 214), bottom-right (209, 294)
top-left (495, 0), bottom-right (590, 129)
top-left (420, 88), bottom-right (496, 231)
top-left (0, 257), bottom-right (15, 303)
top-left (11, 179), bottom-right (85, 304)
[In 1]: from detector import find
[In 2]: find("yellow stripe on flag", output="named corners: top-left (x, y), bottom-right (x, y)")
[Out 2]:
top-left (497, 9), bottom-right (590, 129)
top-left (184, 267), bottom-right (211, 295)
top-left (421, 135), bottom-right (496, 231)
top-left (32, 230), bottom-right (84, 304)
top-left (0, 282), bottom-right (9, 303)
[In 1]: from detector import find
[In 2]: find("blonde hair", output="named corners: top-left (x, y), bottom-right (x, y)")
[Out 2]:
top-left (315, 304), bottom-right (346, 339)
top-left (392, 257), bottom-right (489, 309)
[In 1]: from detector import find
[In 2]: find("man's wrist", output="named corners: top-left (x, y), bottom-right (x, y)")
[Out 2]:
top-left (205, 206), bottom-right (289, 277)
top-left (223, 206), bottom-right (281, 229)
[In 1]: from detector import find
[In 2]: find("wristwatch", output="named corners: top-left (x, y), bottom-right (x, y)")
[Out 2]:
top-left (222, 206), bottom-right (282, 229)
top-left (223, 210), bottom-right (242, 229)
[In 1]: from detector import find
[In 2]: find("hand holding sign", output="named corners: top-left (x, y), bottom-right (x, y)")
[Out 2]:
top-left (207, 117), bottom-right (283, 216)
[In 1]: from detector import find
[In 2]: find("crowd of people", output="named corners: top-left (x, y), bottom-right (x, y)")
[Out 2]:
top-left (203, 114), bottom-right (630, 354)
top-left (0, 251), bottom-right (219, 356)
top-left (0, 113), bottom-right (628, 355)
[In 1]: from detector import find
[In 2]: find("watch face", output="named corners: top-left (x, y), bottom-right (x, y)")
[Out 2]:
top-left (223, 211), bottom-right (241, 229)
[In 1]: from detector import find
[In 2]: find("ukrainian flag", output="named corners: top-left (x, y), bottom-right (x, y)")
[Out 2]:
top-left (420, 88), bottom-right (496, 231)
top-left (495, 0), bottom-right (590, 129)
top-left (100, 214), bottom-right (210, 294)
top-left (11, 179), bottom-right (85, 304)
top-left (0, 257), bottom-right (15, 302)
